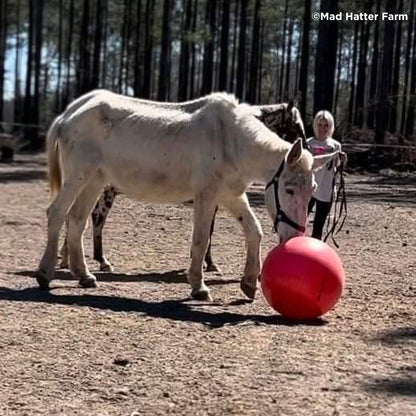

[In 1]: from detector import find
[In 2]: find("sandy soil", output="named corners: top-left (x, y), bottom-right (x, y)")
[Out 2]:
top-left (0, 154), bottom-right (415, 416)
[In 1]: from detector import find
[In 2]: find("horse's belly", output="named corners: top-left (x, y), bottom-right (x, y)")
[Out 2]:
top-left (102, 162), bottom-right (194, 203)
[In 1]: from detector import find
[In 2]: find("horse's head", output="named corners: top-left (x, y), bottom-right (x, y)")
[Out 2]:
top-left (265, 139), bottom-right (340, 243)
top-left (256, 101), bottom-right (307, 147)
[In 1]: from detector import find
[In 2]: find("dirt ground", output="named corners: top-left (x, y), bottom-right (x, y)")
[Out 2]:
top-left (0, 153), bottom-right (415, 416)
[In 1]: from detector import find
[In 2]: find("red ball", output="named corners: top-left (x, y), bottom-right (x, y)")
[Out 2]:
top-left (261, 236), bottom-right (345, 320)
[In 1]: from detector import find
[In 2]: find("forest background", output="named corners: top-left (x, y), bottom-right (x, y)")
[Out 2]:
top-left (0, 0), bottom-right (414, 170)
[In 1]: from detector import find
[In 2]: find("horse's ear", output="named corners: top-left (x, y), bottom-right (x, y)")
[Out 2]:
top-left (287, 99), bottom-right (298, 111)
top-left (286, 138), bottom-right (302, 165)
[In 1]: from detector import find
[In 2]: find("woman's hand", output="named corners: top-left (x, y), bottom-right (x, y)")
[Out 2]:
top-left (339, 151), bottom-right (347, 164)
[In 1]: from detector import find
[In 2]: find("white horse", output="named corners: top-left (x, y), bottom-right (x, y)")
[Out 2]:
top-left (37, 90), bottom-right (338, 301)
top-left (58, 96), bottom-right (306, 273)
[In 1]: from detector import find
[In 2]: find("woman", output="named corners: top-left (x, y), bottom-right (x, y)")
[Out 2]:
top-left (307, 110), bottom-right (347, 240)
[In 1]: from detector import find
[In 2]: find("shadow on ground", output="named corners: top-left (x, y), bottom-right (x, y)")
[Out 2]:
top-left (16, 269), bottom-right (239, 287)
top-left (0, 285), bottom-right (327, 329)
top-left (0, 169), bottom-right (46, 183)
top-left (365, 377), bottom-right (416, 397)
top-left (362, 327), bottom-right (416, 396)
top-left (247, 190), bottom-right (264, 207)
top-left (347, 176), bottom-right (416, 206)
top-left (375, 327), bottom-right (416, 345)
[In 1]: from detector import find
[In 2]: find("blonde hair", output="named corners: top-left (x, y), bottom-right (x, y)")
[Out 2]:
top-left (313, 110), bottom-right (334, 138)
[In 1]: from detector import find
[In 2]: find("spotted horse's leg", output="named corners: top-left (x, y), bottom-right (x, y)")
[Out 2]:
top-left (204, 206), bottom-right (221, 273)
top-left (59, 218), bottom-right (70, 269)
top-left (92, 185), bottom-right (118, 272)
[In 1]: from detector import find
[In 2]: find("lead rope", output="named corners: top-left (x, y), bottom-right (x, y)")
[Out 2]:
top-left (323, 162), bottom-right (347, 248)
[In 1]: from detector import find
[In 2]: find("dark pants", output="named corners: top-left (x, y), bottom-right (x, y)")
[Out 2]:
top-left (308, 197), bottom-right (332, 240)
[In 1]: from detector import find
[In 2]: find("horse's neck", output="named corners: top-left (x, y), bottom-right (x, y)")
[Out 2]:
top-left (240, 128), bottom-right (289, 185)
top-left (256, 145), bottom-right (288, 184)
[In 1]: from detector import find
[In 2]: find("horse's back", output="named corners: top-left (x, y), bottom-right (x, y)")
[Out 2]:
top-left (57, 91), bottom-right (251, 203)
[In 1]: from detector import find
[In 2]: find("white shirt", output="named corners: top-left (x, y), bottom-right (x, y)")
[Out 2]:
top-left (307, 137), bottom-right (342, 202)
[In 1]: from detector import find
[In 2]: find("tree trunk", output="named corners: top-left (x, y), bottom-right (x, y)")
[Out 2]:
top-left (390, 0), bottom-right (403, 132)
top-left (143, 0), bottom-right (155, 98)
top-left (101, 0), bottom-right (108, 88)
top-left (119, 0), bottom-right (128, 93)
top-left (367, 0), bottom-right (381, 128)
top-left (78, 0), bottom-right (91, 95)
top-left (202, 0), bottom-right (217, 95)
top-left (91, 0), bottom-right (103, 88)
top-left (229, 0), bottom-right (239, 92)
top-left (294, 22), bottom-right (302, 96)
top-left (91, 0), bottom-right (103, 90)
top-left (55, 0), bottom-right (63, 112)
top-left (0, 0), bottom-right (8, 123)
top-left (189, 0), bottom-right (198, 98)
top-left (405, 9), bottom-right (416, 138)
top-left (299, 0), bottom-right (311, 120)
top-left (257, 18), bottom-right (265, 103)
top-left (177, 0), bottom-right (191, 101)
top-left (219, 0), bottom-right (230, 91)
top-left (284, 15), bottom-right (294, 101)
top-left (247, 0), bottom-right (260, 103)
top-left (314, 0), bottom-right (338, 115)
top-left (32, 0), bottom-right (44, 148)
top-left (23, 0), bottom-right (34, 128)
top-left (278, 0), bottom-right (288, 101)
top-left (355, 18), bottom-right (370, 127)
top-left (333, 26), bottom-right (343, 120)
top-left (400, 0), bottom-right (414, 134)
top-left (236, 0), bottom-right (248, 99)
top-left (158, 0), bottom-right (172, 100)
top-left (63, 0), bottom-right (74, 107)
top-left (348, 21), bottom-right (359, 124)
top-left (133, 0), bottom-right (142, 96)
top-left (14, 0), bottom-right (22, 124)
top-left (125, 0), bottom-right (133, 94)
top-left (375, 0), bottom-right (395, 144)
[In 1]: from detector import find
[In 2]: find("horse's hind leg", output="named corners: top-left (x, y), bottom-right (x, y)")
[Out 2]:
top-left (92, 186), bottom-right (117, 272)
top-left (204, 206), bottom-right (221, 273)
top-left (189, 195), bottom-right (218, 301)
top-left (221, 194), bottom-right (263, 300)
top-left (67, 177), bottom-right (106, 288)
top-left (37, 181), bottom-right (87, 289)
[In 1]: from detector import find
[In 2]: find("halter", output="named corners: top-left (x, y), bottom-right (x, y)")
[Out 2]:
top-left (265, 160), bottom-right (306, 234)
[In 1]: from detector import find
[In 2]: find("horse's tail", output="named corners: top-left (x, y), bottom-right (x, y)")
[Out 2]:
top-left (46, 116), bottom-right (62, 199)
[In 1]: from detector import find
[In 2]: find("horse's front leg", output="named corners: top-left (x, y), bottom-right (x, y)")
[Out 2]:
top-left (189, 196), bottom-right (218, 301)
top-left (222, 194), bottom-right (263, 300)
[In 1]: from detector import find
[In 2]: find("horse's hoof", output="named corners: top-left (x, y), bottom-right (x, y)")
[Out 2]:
top-left (191, 288), bottom-right (213, 302)
top-left (79, 274), bottom-right (98, 288)
top-left (205, 263), bottom-right (221, 273)
top-left (240, 280), bottom-right (257, 300)
top-left (100, 262), bottom-right (113, 272)
top-left (36, 271), bottom-right (51, 290)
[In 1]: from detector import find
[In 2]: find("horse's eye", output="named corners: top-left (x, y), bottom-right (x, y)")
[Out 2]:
top-left (286, 189), bottom-right (294, 196)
